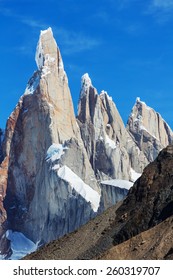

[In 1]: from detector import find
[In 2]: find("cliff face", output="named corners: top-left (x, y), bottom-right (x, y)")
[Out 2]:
top-left (77, 75), bottom-right (148, 181)
top-left (127, 98), bottom-right (173, 162)
top-left (0, 28), bottom-right (101, 257)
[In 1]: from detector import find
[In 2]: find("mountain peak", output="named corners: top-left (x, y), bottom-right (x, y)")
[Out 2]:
top-left (135, 97), bottom-right (151, 110)
top-left (80, 73), bottom-right (93, 97)
top-left (40, 27), bottom-right (53, 36)
top-left (100, 90), bottom-right (112, 101)
top-left (136, 97), bottom-right (140, 103)
top-left (127, 98), bottom-right (173, 162)
top-left (35, 27), bottom-right (64, 75)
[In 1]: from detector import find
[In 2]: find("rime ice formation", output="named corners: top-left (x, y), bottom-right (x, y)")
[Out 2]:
top-left (80, 73), bottom-right (93, 98)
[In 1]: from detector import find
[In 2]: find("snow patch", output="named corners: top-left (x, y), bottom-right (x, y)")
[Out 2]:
top-left (105, 134), bottom-right (116, 149)
top-left (80, 73), bottom-right (92, 97)
top-left (41, 66), bottom-right (51, 77)
top-left (0, 254), bottom-right (6, 260)
top-left (40, 27), bottom-right (52, 36)
top-left (130, 168), bottom-right (141, 182)
top-left (57, 165), bottom-right (100, 212)
top-left (136, 97), bottom-right (152, 111)
top-left (24, 72), bottom-right (40, 95)
top-left (52, 164), bottom-right (60, 170)
top-left (46, 143), bottom-right (68, 163)
top-left (35, 28), bottom-right (57, 76)
top-left (35, 36), bottom-right (44, 70)
top-left (140, 125), bottom-right (149, 132)
top-left (6, 230), bottom-right (38, 260)
top-left (58, 55), bottom-right (64, 70)
top-left (134, 116), bottom-right (158, 139)
top-left (100, 90), bottom-right (112, 101)
top-left (101, 179), bottom-right (133, 190)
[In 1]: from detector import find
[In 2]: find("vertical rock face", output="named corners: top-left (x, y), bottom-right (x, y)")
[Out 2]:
top-left (127, 98), bottom-right (173, 162)
top-left (0, 28), bottom-right (100, 255)
top-left (77, 74), bottom-right (148, 181)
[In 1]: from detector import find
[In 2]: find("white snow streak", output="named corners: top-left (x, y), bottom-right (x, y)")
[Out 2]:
top-left (46, 143), bottom-right (68, 163)
top-left (101, 179), bottom-right (133, 190)
top-left (130, 168), bottom-right (141, 182)
top-left (100, 90), bottom-right (113, 101)
top-left (105, 134), bottom-right (116, 149)
top-left (80, 73), bottom-right (92, 97)
top-left (58, 165), bottom-right (100, 212)
top-left (24, 74), bottom-right (40, 95)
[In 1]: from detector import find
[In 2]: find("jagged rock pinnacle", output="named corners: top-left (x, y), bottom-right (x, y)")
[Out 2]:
top-left (35, 27), bottom-right (64, 76)
top-left (80, 73), bottom-right (93, 97)
top-left (127, 98), bottom-right (173, 161)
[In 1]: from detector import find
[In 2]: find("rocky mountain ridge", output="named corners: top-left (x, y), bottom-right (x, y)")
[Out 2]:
top-left (77, 75), bottom-right (149, 181)
top-left (127, 97), bottom-right (173, 161)
top-left (0, 27), bottom-right (173, 259)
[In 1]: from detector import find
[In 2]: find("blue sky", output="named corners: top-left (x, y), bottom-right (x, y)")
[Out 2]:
top-left (1, 0), bottom-right (173, 128)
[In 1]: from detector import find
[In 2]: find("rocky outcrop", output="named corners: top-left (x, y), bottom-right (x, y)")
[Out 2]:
top-left (0, 28), bottom-right (101, 258)
top-left (112, 145), bottom-right (173, 245)
top-left (127, 97), bottom-right (173, 162)
top-left (77, 75), bottom-right (148, 181)
top-left (100, 215), bottom-right (173, 260)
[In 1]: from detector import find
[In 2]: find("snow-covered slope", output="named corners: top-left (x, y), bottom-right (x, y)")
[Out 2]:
top-left (6, 230), bottom-right (38, 260)
top-left (101, 179), bottom-right (133, 190)
top-left (58, 165), bottom-right (100, 212)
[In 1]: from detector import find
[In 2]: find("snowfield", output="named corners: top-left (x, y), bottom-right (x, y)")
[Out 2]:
top-left (58, 165), bottom-right (100, 212)
top-left (6, 230), bottom-right (38, 260)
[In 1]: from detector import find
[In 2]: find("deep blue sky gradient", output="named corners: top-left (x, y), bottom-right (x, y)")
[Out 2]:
top-left (1, 0), bottom-right (173, 128)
